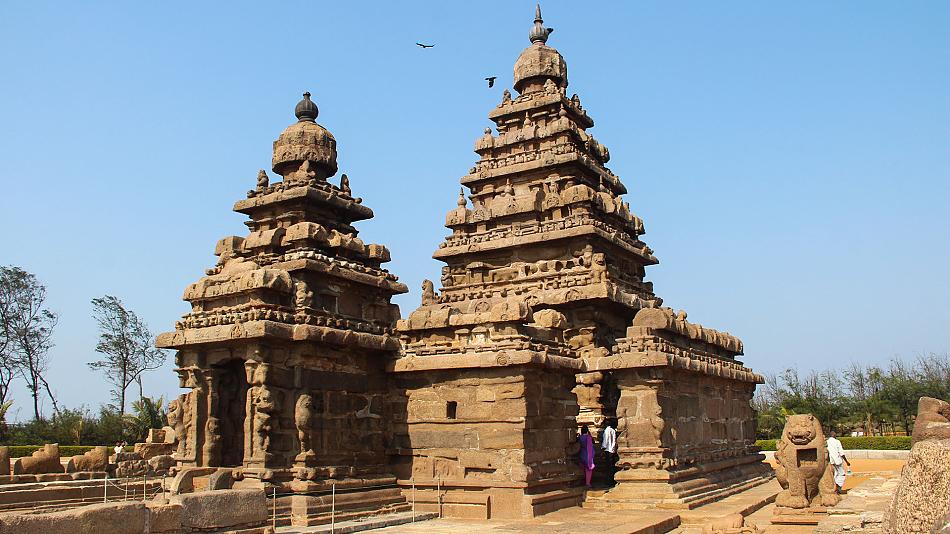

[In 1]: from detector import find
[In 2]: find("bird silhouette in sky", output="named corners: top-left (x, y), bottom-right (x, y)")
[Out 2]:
top-left (416, 42), bottom-right (434, 48)
top-left (485, 76), bottom-right (497, 88)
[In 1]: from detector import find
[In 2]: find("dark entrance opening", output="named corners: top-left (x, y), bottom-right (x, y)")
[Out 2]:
top-left (211, 359), bottom-right (249, 467)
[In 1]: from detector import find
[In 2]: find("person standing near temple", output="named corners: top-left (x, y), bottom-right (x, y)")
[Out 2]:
top-left (826, 430), bottom-right (851, 493)
top-left (601, 419), bottom-right (618, 467)
top-left (578, 425), bottom-right (595, 487)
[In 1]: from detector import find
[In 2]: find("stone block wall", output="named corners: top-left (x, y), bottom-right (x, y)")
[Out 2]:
top-left (606, 366), bottom-right (769, 506)
top-left (390, 365), bottom-right (582, 518)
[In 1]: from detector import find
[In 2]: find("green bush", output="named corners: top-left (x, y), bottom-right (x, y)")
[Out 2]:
top-left (755, 436), bottom-right (911, 451)
top-left (839, 436), bottom-right (912, 450)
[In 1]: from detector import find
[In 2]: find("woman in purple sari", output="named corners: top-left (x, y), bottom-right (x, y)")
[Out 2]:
top-left (578, 425), bottom-right (595, 487)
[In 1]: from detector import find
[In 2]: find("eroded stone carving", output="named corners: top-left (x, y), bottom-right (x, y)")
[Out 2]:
top-left (912, 396), bottom-right (950, 444)
top-left (66, 446), bottom-right (109, 473)
top-left (295, 393), bottom-right (316, 460)
top-left (774, 414), bottom-right (839, 509)
top-left (13, 444), bottom-right (63, 475)
top-left (884, 397), bottom-right (950, 533)
top-left (421, 279), bottom-right (437, 306)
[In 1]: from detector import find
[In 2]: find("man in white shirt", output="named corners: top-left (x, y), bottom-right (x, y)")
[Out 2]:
top-left (601, 420), bottom-right (618, 467)
top-left (826, 430), bottom-right (850, 493)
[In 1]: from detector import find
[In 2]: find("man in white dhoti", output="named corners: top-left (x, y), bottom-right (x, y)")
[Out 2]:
top-left (826, 430), bottom-right (850, 493)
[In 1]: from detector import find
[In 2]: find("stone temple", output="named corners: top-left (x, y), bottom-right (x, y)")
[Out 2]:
top-left (156, 5), bottom-right (770, 521)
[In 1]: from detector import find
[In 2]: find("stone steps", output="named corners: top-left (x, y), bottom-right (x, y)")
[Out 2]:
top-left (581, 474), bottom-right (774, 511)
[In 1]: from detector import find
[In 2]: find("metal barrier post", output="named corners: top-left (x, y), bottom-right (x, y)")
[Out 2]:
top-left (437, 477), bottom-right (441, 518)
top-left (272, 486), bottom-right (277, 530)
top-left (103, 476), bottom-right (108, 503)
top-left (143, 474), bottom-right (147, 501)
top-left (411, 478), bottom-right (415, 523)
top-left (331, 482), bottom-right (336, 534)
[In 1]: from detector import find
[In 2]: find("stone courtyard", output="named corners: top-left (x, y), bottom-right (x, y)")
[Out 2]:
top-left (0, 5), bottom-right (947, 534)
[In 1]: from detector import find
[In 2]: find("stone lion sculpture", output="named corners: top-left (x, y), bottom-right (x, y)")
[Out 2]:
top-left (774, 414), bottom-right (839, 509)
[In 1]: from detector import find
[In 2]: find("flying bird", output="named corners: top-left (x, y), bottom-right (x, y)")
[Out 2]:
top-left (485, 76), bottom-right (497, 88)
top-left (416, 42), bottom-right (434, 48)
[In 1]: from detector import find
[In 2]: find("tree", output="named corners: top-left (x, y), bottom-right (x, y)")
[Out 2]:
top-left (0, 266), bottom-right (59, 420)
top-left (0, 274), bottom-right (17, 411)
top-left (88, 295), bottom-right (167, 415)
top-left (127, 396), bottom-right (166, 443)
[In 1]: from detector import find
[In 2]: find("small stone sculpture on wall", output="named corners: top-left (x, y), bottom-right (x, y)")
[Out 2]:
top-left (295, 393), bottom-right (317, 460)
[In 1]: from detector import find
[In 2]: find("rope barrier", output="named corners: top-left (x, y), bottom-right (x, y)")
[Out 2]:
top-left (263, 482), bottom-right (400, 499)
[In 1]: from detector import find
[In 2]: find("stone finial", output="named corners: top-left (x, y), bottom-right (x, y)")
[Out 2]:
top-left (457, 188), bottom-right (467, 208)
top-left (340, 173), bottom-right (352, 195)
top-left (529, 4), bottom-right (554, 44)
top-left (294, 92), bottom-right (319, 122)
top-left (256, 170), bottom-right (269, 190)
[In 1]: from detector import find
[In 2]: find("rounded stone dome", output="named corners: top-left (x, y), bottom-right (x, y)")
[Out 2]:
top-left (513, 43), bottom-right (567, 94)
top-left (272, 92), bottom-right (338, 177)
top-left (513, 5), bottom-right (567, 94)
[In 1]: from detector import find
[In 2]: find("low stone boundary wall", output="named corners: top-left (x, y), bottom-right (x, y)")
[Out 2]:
top-left (0, 488), bottom-right (267, 534)
top-left (761, 449), bottom-right (909, 461)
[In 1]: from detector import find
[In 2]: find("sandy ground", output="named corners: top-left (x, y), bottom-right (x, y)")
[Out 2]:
top-left (743, 458), bottom-right (906, 534)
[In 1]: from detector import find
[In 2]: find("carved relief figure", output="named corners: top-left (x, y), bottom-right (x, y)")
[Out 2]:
top-left (295, 394), bottom-right (317, 459)
top-left (167, 396), bottom-right (185, 455)
top-left (256, 169), bottom-right (269, 190)
top-left (340, 173), bottom-right (352, 196)
top-left (421, 279), bottom-right (437, 306)
top-left (591, 252), bottom-right (607, 282)
top-left (180, 391), bottom-right (196, 458)
top-left (287, 159), bottom-right (316, 182)
top-left (477, 127), bottom-right (494, 150)
top-left (203, 417), bottom-right (222, 464)
top-left (295, 281), bottom-right (313, 310)
top-left (774, 414), bottom-right (839, 509)
top-left (252, 386), bottom-right (278, 458)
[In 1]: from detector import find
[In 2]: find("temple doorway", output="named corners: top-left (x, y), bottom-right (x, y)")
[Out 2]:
top-left (211, 359), bottom-right (249, 467)
top-left (599, 372), bottom-right (621, 487)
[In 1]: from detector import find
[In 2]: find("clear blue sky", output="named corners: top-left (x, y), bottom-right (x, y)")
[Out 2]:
top-left (1, 2), bottom-right (948, 420)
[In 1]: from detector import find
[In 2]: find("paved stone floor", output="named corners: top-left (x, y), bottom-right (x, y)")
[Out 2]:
top-left (299, 459), bottom-right (907, 534)
top-left (371, 507), bottom-right (680, 533)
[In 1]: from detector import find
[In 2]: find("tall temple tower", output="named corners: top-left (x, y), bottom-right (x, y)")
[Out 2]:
top-left (157, 93), bottom-right (408, 493)
top-left (393, 5), bottom-right (769, 516)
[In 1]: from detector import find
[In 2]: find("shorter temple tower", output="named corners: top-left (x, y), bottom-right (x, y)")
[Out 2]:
top-left (156, 94), bottom-right (407, 494)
